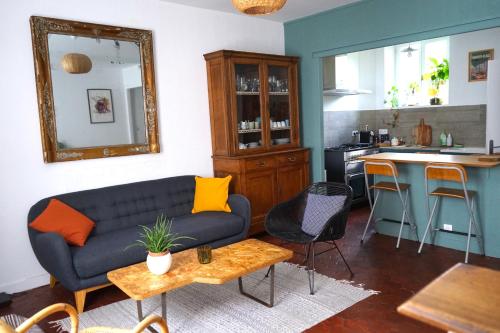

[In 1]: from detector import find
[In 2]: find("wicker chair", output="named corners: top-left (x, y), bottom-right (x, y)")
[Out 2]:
top-left (265, 182), bottom-right (353, 295)
top-left (0, 303), bottom-right (168, 333)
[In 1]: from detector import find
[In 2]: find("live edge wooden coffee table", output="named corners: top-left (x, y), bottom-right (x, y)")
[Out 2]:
top-left (107, 239), bottom-right (293, 326)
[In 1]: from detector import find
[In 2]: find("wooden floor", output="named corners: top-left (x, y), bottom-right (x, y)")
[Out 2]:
top-left (2, 206), bottom-right (500, 333)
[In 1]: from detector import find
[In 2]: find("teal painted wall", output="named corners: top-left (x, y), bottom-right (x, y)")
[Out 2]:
top-left (284, 0), bottom-right (500, 181)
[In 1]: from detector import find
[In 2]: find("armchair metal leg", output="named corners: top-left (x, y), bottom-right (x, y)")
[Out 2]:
top-left (307, 243), bottom-right (315, 295)
top-left (332, 241), bottom-right (354, 277)
top-left (302, 243), bottom-right (311, 265)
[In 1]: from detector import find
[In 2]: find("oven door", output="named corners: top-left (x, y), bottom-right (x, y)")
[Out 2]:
top-left (345, 171), bottom-right (373, 204)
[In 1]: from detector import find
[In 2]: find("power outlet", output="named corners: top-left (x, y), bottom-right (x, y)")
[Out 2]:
top-left (352, 130), bottom-right (359, 137)
top-left (443, 224), bottom-right (453, 231)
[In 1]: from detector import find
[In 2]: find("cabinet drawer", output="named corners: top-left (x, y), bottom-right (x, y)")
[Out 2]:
top-left (277, 151), bottom-right (306, 166)
top-left (244, 157), bottom-right (276, 171)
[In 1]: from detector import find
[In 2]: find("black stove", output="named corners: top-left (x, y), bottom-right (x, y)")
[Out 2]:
top-left (324, 143), bottom-right (379, 205)
top-left (325, 143), bottom-right (375, 152)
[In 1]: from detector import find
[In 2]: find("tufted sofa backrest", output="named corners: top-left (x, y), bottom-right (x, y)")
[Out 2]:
top-left (28, 175), bottom-right (196, 236)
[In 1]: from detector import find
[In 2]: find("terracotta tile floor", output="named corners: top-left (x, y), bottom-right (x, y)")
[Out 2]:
top-left (2, 206), bottom-right (500, 332)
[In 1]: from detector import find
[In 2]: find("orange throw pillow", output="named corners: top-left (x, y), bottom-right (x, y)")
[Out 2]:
top-left (192, 176), bottom-right (232, 213)
top-left (29, 199), bottom-right (95, 246)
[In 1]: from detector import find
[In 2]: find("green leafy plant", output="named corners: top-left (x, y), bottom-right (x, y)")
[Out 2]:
top-left (423, 57), bottom-right (449, 91)
top-left (408, 81), bottom-right (420, 95)
top-left (384, 85), bottom-right (399, 108)
top-left (126, 215), bottom-right (194, 254)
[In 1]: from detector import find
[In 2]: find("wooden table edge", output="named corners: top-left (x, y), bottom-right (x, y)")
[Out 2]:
top-left (397, 302), bottom-right (493, 333)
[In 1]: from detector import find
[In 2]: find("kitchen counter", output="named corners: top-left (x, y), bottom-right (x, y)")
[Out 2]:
top-left (379, 146), bottom-right (486, 155)
top-left (359, 152), bottom-right (499, 168)
top-left (358, 152), bottom-right (500, 258)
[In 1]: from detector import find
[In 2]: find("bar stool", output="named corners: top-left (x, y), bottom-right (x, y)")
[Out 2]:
top-left (418, 163), bottom-right (485, 263)
top-left (361, 160), bottom-right (418, 248)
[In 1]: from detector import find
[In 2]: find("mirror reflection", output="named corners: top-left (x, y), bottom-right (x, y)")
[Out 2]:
top-left (48, 34), bottom-right (146, 149)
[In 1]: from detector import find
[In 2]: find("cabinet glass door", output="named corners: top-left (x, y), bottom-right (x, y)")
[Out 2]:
top-left (268, 65), bottom-right (291, 146)
top-left (234, 63), bottom-right (263, 151)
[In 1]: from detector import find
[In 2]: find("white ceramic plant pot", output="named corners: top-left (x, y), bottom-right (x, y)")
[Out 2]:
top-left (146, 251), bottom-right (172, 275)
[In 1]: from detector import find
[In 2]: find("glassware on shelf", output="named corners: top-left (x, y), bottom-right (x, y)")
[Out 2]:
top-left (236, 75), bottom-right (260, 93)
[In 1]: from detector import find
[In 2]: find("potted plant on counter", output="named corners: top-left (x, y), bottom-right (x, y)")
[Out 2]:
top-left (423, 57), bottom-right (449, 105)
top-left (127, 214), bottom-right (194, 275)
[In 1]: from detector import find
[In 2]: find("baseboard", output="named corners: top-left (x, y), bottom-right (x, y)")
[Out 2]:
top-left (0, 273), bottom-right (50, 294)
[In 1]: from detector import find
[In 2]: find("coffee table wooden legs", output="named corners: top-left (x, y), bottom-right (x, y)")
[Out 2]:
top-left (238, 264), bottom-right (275, 307)
top-left (137, 292), bottom-right (167, 333)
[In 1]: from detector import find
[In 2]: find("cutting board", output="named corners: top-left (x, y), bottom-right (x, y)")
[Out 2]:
top-left (414, 119), bottom-right (432, 146)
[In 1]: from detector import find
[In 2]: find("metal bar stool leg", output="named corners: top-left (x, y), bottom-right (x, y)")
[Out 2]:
top-left (361, 190), bottom-right (380, 243)
top-left (469, 197), bottom-right (485, 255)
top-left (403, 188), bottom-right (419, 242)
top-left (396, 186), bottom-right (411, 248)
top-left (418, 197), bottom-right (440, 254)
top-left (465, 196), bottom-right (474, 263)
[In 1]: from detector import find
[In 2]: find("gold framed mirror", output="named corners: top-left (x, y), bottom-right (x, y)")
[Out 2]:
top-left (30, 16), bottom-right (159, 163)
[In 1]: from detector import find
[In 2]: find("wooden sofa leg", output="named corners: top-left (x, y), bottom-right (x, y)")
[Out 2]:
top-left (49, 275), bottom-right (57, 288)
top-left (74, 290), bottom-right (87, 313)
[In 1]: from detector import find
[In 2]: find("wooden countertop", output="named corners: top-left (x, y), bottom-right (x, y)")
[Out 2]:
top-left (359, 152), bottom-right (500, 168)
top-left (397, 263), bottom-right (500, 333)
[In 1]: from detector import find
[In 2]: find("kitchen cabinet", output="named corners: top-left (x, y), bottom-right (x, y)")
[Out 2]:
top-left (204, 50), bottom-right (310, 234)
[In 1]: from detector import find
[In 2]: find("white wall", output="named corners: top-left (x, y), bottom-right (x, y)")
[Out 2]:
top-left (0, 0), bottom-right (284, 292)
top-left (449, 27), bottom-right (500, 105)
top-left (323, 48), bottom-right (385, 111)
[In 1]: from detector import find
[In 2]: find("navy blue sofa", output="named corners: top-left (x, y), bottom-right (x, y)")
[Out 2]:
top-left (27, 175), bottom-right (251, 312)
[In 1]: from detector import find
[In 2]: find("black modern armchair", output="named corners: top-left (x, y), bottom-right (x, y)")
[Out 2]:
top-left (265, 182), bottom-right (353, 294)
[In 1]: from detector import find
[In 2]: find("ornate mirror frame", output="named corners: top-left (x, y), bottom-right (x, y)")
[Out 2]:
top-left (30, 16), bottom-right (160, 163)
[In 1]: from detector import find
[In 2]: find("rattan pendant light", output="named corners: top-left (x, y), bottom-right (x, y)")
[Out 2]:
top-left (232, 0), bottom-right (287, 15)
top-left (61, 53), bottom-right (92, 74)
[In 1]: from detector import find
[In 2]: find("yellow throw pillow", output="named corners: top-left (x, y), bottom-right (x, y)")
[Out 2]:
top-left (192, 176), bottom-right (232, 213)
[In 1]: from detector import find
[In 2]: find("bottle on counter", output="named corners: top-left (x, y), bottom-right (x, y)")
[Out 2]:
top-left (447, 133), bottom-right (453, 147)
top-left (440, 131), bottom-right (447, 146)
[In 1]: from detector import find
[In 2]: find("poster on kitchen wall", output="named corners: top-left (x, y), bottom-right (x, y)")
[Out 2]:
top-left (469, 49), bottom-right (494, 82)
top-left (87, 89), bottom-right (115, 124)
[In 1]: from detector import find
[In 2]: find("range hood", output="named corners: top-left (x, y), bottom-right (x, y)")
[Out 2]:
top-left (322, 56), bottom-right (373, 96)
top-left (323, 88), bottom-right (373, 96)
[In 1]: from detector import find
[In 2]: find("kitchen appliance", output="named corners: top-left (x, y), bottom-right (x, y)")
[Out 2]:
top-left (379, 128), bottom-right (390, 143)
top-left (359, 125), bottom-right (374, 144)
top-left (324, 144), bottom-right (379, 204)
top-left (322, 56), bottom-right (373, 96)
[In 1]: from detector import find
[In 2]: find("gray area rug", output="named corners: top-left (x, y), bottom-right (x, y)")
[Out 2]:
top-left (54, 263), bottom-right (378, 333)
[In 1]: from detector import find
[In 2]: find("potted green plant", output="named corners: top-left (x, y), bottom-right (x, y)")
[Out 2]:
top-left (423, 57), bottom-right (449, 105)
top-left (127, 215), bottom-right (193, 275)
top-left (384, 85), bottom-right (399, 108)
top-left (407, 81), bottom-right (420, 106)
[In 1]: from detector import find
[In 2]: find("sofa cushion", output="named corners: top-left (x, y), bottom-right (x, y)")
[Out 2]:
top-left (29, 199), bottom-right (95, 246)
top-left (192, 176), bottom-right (232, 213)
top-left (71, 212), bottom-right (245, 279)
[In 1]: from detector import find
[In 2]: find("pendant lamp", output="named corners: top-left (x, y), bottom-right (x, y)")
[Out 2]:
top-left (232, 0), bottom-right (287, 15)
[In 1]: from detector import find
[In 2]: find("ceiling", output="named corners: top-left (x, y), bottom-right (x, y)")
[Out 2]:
top-left (161, 0), bottom-right (361, 22)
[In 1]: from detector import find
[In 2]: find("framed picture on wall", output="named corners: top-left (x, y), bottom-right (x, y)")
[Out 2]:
top-left (87, 89), bottom-right (115, 123)
top-left (469, 49), bottom-right (494, 82)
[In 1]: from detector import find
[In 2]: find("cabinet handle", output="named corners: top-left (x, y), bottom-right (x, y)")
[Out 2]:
top-left (287, 156), bottom-right (297, 162)
top-left (256, 161), bottom-right (266, 167)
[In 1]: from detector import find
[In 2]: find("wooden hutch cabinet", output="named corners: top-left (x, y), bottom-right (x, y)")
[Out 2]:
top-left (203, 50), bottom-right (310, 235)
